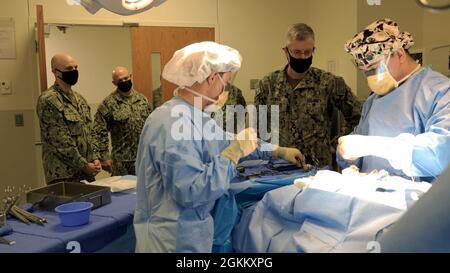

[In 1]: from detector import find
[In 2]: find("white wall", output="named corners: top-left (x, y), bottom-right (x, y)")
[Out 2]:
top-left (0, 0), bottom-right (38, 111)
top-left (423, 10), bottom-right (450, 77)
top-left (357, 0), bottom-right (424, 49)
top-left (306, 0), bottom-right (358, 95)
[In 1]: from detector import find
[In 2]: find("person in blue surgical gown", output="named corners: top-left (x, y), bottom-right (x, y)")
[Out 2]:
top-left (133, 41), bottom-right (306, 252)
top-left (338, 19), bottom-right (450, 182)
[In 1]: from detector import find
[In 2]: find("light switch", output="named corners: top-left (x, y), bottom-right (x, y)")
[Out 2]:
top-left (327, 60), bottom-right (338, 74)
top-left (0, 80), bottom-right (12, 95)
top-left (366, 0), bottom-right (381, 6)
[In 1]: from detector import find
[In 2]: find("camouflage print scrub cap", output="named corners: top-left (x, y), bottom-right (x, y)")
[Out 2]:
top-left (344, 19), bottom-right (414, 68)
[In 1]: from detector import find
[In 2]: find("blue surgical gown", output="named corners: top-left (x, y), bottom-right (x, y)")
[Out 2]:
top-left (133, 96), bottom-right (272, 252)
top-left (338, 67), bottom-right (450, 181)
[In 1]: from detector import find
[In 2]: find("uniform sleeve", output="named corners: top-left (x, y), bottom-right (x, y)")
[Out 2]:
top-left (234, 86), bottom-right (247, 107)
top-left (37, 98), bottom-right (88, 171)
top-left (92, 103), bottom-right (111, 161)
top-left (330, 77), bottom-right (362, 136)
top-left (152, 87), bottom-right (162, 109)
top-left (254, 77), bottom-right (270, 107)
top-left (224, 84), bottom-right (247, 133)
top-left (254, 77), bottom-right (272, 140)
top-left (144, 96), bottom-right (153, 116)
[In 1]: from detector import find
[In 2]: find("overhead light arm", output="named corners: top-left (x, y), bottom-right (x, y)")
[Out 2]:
top-left (68, 0), bottom-right (167, 16)
top-left (416, 0), bottom-right (450, 11)
top-left (79, 0), bottom-right (103, 14)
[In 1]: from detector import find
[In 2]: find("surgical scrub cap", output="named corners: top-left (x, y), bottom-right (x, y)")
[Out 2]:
top-left (345, 19), bottom-right (415, 68)
top-left (162, 41), bottom-right (242, 88)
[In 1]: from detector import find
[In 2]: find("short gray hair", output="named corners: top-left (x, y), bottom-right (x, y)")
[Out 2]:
top-left (286, 23), bottom-right (315, 43)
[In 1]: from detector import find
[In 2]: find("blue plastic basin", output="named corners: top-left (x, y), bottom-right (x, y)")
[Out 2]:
top-left (55, 202), bottom-right (93, 227)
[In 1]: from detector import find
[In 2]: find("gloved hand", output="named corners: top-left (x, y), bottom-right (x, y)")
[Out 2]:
top-left (272, 146), bottom-right (305, 167)
top-left (338, 135), bottom-right (368, 161)
top-left (338, 134), bottom-right (415, 174)
top-left (221, 128), bottom-right (258, 165)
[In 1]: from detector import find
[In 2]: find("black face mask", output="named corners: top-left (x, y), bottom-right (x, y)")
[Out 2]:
top-left (117, 80), bottom-right (133, 93)
top-left (288, 53), bottom-right (313, 74)
top-left (56, 69), bottom-right (79, 86)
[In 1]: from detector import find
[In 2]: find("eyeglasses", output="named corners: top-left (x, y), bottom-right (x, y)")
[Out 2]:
top-left (284, 47), bottom-right (315, 58)
top-left (354, 50), bottom-right (397, 72)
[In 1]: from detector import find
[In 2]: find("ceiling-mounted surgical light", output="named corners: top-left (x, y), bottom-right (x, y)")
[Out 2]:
top-left (67, 0), bottom-right (167, 16)
top-left (416, 0), bottom-right (450, 11)
top-left (122, 0), bottom-right (154, 11)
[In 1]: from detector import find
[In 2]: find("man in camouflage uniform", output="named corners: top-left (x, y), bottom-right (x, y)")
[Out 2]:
top-left (153, 83), bottom-right (246, 133)
top-left (37, 53), bottom-right (101, 184)
top-left (93, 66), bottom-right (152, 176)
top-left (255, 23), bottom-right (362, 168)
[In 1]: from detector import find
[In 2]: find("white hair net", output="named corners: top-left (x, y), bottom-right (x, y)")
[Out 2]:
top-left (162, 41), bottom-right (242, 88)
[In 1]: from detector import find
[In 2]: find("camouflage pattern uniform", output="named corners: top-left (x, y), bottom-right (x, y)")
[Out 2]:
top-left (211, 83), bottom-right (247, 133)
top-left (255, 66), bottom-right (362, 167)
top-left (93, 90), bottom-right (152, 176)
top-left (37, 84), bottom-right (98, 184)
top-left (152, 86), bottom-right (163, 109)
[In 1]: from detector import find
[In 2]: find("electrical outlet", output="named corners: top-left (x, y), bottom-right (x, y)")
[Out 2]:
top-left (0, 80), bottom-right (12, 95)
top-left (15, 113), bottom-right (24, 127)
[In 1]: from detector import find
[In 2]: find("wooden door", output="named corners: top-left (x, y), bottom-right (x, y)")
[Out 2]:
top-left (36, 5), bottom-right (48, 92)
top-left (131, 26), bottom-right (215, 104)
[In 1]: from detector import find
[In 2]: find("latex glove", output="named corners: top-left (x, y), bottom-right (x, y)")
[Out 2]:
top-left (101, 160), bottom-right (113, 173)
top-left (221, 128), bottom-right (258, 165)
top-left (272, 146), bottom-right (305, 167)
